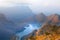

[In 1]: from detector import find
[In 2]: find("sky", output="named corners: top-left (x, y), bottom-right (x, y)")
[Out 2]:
top-left (0, 0), bottom-right (60, 7)
top-left (0, 0), bottom-right (60, 14)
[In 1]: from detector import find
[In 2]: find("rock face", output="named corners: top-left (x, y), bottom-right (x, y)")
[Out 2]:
top-left (39, 23), bottom-right (60, 34)
top-left (47, 14), bottom-right (60, 24)
top-left (24, 23), bottom-right (60, 40)
top-left (35, 13), bottom-right (60, 24)
top-left (34, 13), bottom-right (60, 24)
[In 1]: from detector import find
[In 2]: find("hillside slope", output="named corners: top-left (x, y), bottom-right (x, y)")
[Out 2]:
top-left (24, 23), bottom-right (60, 40)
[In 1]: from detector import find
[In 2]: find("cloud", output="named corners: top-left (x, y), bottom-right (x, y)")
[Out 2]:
top-left (0, 0), bottom-right (30, 7)
top-left (0, 0), bottom-right (60, 14)
top-left (0, 0), bottom-right (60, 7)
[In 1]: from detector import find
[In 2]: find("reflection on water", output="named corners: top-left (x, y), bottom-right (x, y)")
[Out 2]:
top-left (16, 24), bottom-right (41, 40)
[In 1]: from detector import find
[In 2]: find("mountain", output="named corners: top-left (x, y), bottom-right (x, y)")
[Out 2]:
top-left (1, 6), bottom-right (60, 24)
top-left (35, 13), bottom-right (60, 24)
top-left (0, 5), bottom-right (35, 23)
top-left (0, 14), bottom-right (13, 40)
top-left (47, 14), bottom-right (60, 24)
top-left (1, 5), bottom-right (60, 40)
top-left (0, 13), bottom-right (28, 40)
top-left (38, 23), bottom-right (60, 35)
top-left (19, 13), bottom-right (60, 40)
top-left (35, 13), bottom-right (47, 23)
top-left (23, 23), bottom-right (60, 40)
top-left (0, 5), bottom-right (37, 40)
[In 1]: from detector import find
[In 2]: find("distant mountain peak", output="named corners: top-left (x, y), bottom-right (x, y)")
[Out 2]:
top-left (36, 13), bottom-right (47, 23)
top-left (47, 13), bottom-right (60, 24)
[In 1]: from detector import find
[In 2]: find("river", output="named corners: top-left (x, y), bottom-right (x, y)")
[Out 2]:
top-left (16, 23), bottom-right (42, 40)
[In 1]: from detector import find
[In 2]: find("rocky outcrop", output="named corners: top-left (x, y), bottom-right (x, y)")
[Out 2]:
top-left (23, 23), bottom-right (60, 40)
top-left (47, 14), bottom-right (60, 24)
